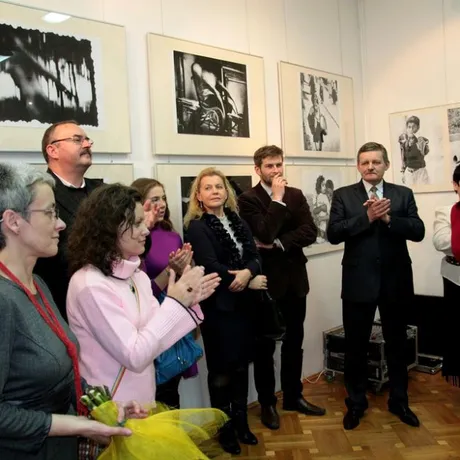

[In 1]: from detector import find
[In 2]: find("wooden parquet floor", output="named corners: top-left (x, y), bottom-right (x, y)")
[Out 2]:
top-left (218, 372), bottom-right (460, 459)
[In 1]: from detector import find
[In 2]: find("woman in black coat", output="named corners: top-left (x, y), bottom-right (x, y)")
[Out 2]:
top-left (184, 167), bottom-right (266, 455)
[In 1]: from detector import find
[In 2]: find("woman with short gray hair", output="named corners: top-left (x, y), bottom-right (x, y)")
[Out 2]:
top-left (0, 162), bottom-right (138, 460)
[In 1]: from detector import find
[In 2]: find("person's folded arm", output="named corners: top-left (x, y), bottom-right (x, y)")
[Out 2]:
top-left (74, 284), bottom-right (200, 373)
top-left (238, 194), bottom-right (287, 244)
top-left (327, 191), bottom-right (371, 244)
top-left (387, 191), bottom-right (425, 242)
top-left (278, 192), bottom-right (318, 251)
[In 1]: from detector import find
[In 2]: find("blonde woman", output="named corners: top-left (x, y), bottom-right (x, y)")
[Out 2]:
top-left (184, 168), bottom-right (266, 455)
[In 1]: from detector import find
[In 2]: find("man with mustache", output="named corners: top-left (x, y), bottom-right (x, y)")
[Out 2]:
top-left (34, 120), bottom-right (103, 320)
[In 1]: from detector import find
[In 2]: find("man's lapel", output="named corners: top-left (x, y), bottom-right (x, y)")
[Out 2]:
top-left (254, 182), bottom-right (272, 209)
top-left (47, 169), bottom-right (83, 216)
top-left (353, 180), bottom-right (369, 205)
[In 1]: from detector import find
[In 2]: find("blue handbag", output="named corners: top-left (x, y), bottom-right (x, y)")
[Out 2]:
top-left (154, 290), bottom-right (203, 385)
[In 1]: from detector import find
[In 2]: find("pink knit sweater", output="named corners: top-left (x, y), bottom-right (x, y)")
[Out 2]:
top-left (66, 257), bottom-right (202, 405)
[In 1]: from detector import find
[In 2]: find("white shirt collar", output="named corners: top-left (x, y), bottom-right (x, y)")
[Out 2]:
top-left (53, 172), bottom-right (86, 189)
top-left (260, 181), bottom-right (272, 197)
top-left (363, 180), bottom-right (383, 197)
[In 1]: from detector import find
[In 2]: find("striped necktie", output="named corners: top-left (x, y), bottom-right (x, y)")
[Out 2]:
top-left (370, 186), bottom-right (378, 200)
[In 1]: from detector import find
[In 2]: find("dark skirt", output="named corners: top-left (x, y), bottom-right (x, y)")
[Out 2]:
top-left (442, 277), bottom-right (460, 386)
top-left (200, 304), bottom-right (255, 373)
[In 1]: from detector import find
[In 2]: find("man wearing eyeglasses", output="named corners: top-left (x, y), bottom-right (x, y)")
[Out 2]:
top-left (34, 120), bottom-right (103, 320)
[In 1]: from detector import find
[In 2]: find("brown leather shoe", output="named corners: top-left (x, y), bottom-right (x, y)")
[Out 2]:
top-left (260, 404), bottom-right (280, 430)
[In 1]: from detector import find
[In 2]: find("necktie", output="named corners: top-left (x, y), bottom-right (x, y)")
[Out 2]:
top-left (370, 186), bottom-right (378, 200)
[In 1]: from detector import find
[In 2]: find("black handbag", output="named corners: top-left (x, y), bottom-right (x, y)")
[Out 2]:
top-left (256, 290), bottom-right (286, 341)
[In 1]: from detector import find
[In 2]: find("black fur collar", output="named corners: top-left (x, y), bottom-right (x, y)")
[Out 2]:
top-left (202, 210), bottom-right (252, 269)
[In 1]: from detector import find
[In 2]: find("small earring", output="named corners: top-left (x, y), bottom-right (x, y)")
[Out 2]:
top-left (199, 200), bottom-right (203, 209)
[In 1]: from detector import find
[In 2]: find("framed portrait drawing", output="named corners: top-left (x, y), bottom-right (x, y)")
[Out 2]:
top-left (285, 164), bottom-right (356, 256)
top-left (279, 62), bottom-right (355, 159)
top-left (447, 104), bottom-right (460, 170)
top-left (31, 163), bottom-right (134, 185)
top-left (389, 106), bottom-right (451, 193)
top-left (0, 2), bottom-right (131, 153)
top-left (155, 164), bottom-right (259, 237)
top-left (147, 34), bottom-right (267, 156)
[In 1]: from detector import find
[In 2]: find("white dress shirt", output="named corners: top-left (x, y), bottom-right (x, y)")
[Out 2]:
top-left (362, 180), bottom-right (383, 199)
top-left (53, 172), bottom-right (86, 189)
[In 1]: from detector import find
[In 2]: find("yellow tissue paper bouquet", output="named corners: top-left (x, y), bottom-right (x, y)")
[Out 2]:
top-left (81, 385), bottom-right (228, 460)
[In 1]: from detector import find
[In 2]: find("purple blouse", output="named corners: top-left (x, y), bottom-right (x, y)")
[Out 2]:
top-left (144, 226), bottom-right (183, 297)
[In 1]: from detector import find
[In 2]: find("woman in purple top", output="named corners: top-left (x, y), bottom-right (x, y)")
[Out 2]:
top-left (131, 178), bottom-right (195, 409)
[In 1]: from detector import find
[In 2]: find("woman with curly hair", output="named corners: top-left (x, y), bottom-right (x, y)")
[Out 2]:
top-left (131, 178), bottom-right (197, 409)
top-left (65, 184), bottom-right (220, 425)
top-left (184, 168), bottom-right (266, 455)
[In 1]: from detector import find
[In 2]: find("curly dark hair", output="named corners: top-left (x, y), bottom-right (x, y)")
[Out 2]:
top-left (130, 177), bottom-right (174, 231)
top-left (68, 183), bottom-right (142, 276)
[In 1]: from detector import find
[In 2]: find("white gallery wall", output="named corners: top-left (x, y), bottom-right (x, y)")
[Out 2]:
top-left (3, 0), bottom-right (364, 406)
top-left (360, 0), bottom-right (459, 296)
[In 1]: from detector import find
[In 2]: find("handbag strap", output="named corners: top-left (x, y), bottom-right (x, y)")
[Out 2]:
top-left (111, 277), bottom-right (140, 398)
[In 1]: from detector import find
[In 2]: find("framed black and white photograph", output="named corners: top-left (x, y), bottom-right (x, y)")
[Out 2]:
top-left (285, 165), bottom-right (356, 256)
top-left (448, 106), bottom-right (460, 168)
top-left (0, 2), bottom-right (131, 153)
top-left (174, 51), bottom-right (249, 138)
top-left (148, 34), bottom-right (267, 156)
top-left (0, 23), bottom-right (101, 127)
top-left (300, 72), bottom-right (340, 152)
top-left (389, 106), bottom-right (451, 193)
top-left (279, 62), bottom-right (355, 159)
top-left (156, 164), bottom-right (259, 237)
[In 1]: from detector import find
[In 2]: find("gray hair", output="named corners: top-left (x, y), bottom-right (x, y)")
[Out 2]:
top-left (0, 163), bottom-right (55, 249)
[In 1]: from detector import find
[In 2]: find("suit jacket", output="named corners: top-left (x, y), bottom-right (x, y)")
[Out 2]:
top-left (34, 170), bottom-right (103, 320)
top-left (326, 180), bottom-right (425, 303)
top-left (238, 183), bottom-right (317, 300)
top-left (186, 214), bottom-right (261, 312)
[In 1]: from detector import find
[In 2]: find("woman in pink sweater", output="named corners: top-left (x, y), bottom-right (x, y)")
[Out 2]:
top-left (66, 184), bottom-right (219, 407)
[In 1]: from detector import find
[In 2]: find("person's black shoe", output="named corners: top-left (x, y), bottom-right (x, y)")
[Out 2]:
top-left (343, 409), bottom-right (364, 430)
top-left (283, 397), bottom-right (326, 416)
top-left (218, 421), bottom-right (241, 455)
top-left (260, 404), bottom-right (280, 430)
top-left (232, 410), bottom-right (259, 445)
top-left (388, 402), bottom-right (420, 427)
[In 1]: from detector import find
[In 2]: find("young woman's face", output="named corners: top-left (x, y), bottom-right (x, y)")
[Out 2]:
top-left (118, 202), bottom-right (150, 259)
top-left (145, 185), bottom-right (167, 221)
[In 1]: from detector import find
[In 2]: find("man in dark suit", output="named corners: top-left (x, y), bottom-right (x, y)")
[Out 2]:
top-left (327, 141), bottom-right (425, 430)
top-left (238, 145), bottom-right (326, 430)
top-left (34, 120), bottom-right (103, 320)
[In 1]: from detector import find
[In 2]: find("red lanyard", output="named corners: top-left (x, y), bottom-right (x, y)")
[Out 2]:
top-left (0, 261), bottom-right (85, 415)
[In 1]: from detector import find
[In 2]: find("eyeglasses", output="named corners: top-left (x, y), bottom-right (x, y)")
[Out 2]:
top-left (50, 135), bottom-right (94, 146)
top-left (26, 208), bottom-right (60, 220)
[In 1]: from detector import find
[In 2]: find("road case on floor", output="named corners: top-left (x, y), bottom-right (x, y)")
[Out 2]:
top-left (323, 321), bottom-right (418, 392)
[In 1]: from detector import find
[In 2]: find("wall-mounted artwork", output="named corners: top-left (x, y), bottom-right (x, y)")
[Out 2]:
top-left (147, 34), bottom-right (267, 156)
top-left (174, 51), bottom-right (249, 138)
top-left (0, 2), bottom-right (130, 153)
top-left (156, 164), bottom-right (259, 237)
top-left (31, 163), bottom-right (134, 185)
top-left (285, 165), bottom-right (356, 256)
top-left (389, 106), bottom-right (451, 193)
top-left (279, 62), bottom-right (355, 159)
top-left (447, 106), bottom-right (460, 168)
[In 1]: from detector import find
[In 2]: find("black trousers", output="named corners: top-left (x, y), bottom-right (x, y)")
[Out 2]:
top-left (155, 374), bottom-right (182, 409)
top-left (442, 277), bottom-right (460, 384)
top-left (253, 292), bottom-right (307, 406)
top-left (208, 365), bottom-right (250, 416)
top-left (342, 297), bottom-right (409, 412)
